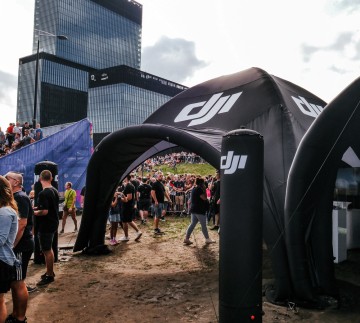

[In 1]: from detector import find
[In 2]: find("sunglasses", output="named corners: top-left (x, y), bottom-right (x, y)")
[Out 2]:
top-left (5, 176), bottom-right (18, 182)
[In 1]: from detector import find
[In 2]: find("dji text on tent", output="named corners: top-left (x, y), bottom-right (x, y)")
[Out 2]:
top-left (174, 92), bottom-right (242, 127)
top-left (291, 96), bottom-right (324, 118)
top-left (220, 151), bottom-right (248, 175)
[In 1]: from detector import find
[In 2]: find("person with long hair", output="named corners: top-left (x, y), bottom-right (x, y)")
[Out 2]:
top-left (183, 177), bottom-right (215, 245)
top-left (0, 175), bottom-right (19, 322)
top-left (5, 171), bottom-right (34, 323)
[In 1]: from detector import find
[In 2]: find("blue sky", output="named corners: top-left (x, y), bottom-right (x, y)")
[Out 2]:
top-left (1, 0), bottom-right (360, 130)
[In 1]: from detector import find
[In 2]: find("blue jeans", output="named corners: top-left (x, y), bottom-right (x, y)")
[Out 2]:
top-left (185, 212), bottom-right (209, 239)
top-left (153, 203), bottom-right (165, 218)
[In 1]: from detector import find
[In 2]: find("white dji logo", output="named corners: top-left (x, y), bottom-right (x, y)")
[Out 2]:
top-left (220, 151), bottom-right (248, 174)
top-left (174, 92), bottom-right (242, 126)
top-left (291, 96), bottom-right (324, 118)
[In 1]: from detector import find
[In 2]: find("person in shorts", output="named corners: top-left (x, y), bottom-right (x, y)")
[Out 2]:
top-left (33, 170), bottom-right (59, 286)
top-left (118, 175), bottom-right (142, 242)
top-left (151, 172), bottom-right (172, 235)
top-left (108, 190), bottom-right (121, 245)
top-left (0, 175), bottom-right (19, 322)
top-left (5, 172), bottom-right (35, 323)
top-left (137, 178), bottom-right (152, 224)
top-left (60, 182), bottom-right (77, 233)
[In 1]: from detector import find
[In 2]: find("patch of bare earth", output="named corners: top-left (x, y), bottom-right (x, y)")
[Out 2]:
top-left (6, 217), bottom-right (360, 322)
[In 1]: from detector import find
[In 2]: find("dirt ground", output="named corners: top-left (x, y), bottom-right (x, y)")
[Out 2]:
top-left (6, 216), bottom-right (360, 323)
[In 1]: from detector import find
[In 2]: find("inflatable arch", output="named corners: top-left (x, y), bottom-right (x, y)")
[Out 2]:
top-left (74, 124), bottom-right (222, 254)
top-left (285, 76), bottom-right (360, 304)
top-left (75, 67), bottom-right (359, 305)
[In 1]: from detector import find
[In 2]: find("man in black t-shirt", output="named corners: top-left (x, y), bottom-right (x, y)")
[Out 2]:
top-left (173, 175), bottom-right (185, 212)
top-left (130, 173), bottom-right (140, 194)
top-left (118, 175), bottom-right (142, 242)
top-left (130, 173), bottom-right (140, 220)
top-left (151, 172), bottom-right (171, 235)
top-left (137, 178), bottom-right (152, 224)
top-left (21, 122), bottom-right (31, 137)
top-left (33, 170), bottom-right (59, 286)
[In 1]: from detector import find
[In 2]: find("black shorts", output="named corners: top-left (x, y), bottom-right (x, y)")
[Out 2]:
top-left (38, 231), bottom-right (56, 252)
top-left (138, 200), bottom-right (151, 211)
top-left (14, 250), bottom-right (33, 281)
top-left (0, 260), bottom-right (16, 293)
top-left (120, 209), bottom-right (134, 223)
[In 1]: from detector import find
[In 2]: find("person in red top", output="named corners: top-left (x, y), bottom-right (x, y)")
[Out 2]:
top-left (6, 123), bottom-right (15, 147)
top-left (6, 123), bottom-right (14, 134)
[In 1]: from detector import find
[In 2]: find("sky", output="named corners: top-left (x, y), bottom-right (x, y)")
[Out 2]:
top-left (1, 0), bottom-right (360, 131)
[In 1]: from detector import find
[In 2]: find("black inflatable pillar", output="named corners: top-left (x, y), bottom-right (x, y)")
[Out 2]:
top-left (33, 161), bottom-right (59, 264)
top-left (219, 129), bottom-right (264, 323)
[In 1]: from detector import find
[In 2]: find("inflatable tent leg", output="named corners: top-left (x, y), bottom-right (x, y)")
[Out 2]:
top-left (219, 129), bottom-right (264, 322)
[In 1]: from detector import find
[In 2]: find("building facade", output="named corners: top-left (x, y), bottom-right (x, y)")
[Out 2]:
top-left (16, 0), bottom-right (187, 145)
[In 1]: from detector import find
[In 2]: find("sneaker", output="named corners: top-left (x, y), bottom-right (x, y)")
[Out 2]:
top-left (205, 238), bottom-right (216, 244)
top-left (154, 228), bottom-right (164, 235)
top-left (160, 216), bottom-right (165, 222)
top-left (5, 314), bottom-right (27, 323)
top-left (110, 239), bottom-right (119, 246)
top-left (135, 231), bottom-right (142, 241)
top-left (210, 225), bottom-right (219, 231)
top-left (141, 219), bottom-right (147, 225)
top-left (183, 239), bottom-right (193, 245)
top-left (37, 274), bottom-right (55, 286)
top-left (5, 314), bottom-right (14, 323)
top-left (41, 272), bottom-right (55, 280)
top-left (119, 236), bottom-right (130, 242)
top-left (26, 285), bottom-right (38, 293)
top-left (59, 229), bottom-right (64, 234)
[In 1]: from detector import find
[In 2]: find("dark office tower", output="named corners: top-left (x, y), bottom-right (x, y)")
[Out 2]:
top-left (16, 0), bottom-right (187, 144)
top-left (33, 0), bottom-right (142, 69)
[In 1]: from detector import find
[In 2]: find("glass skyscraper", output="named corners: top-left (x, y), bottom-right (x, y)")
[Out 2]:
top-left (16, 0), bottom-right (187, 145)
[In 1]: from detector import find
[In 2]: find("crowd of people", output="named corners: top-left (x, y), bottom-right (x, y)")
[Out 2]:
top-left (0, 122), bottom-right (43, 157)
top-left (0, 169), bottom-right (60, 323)
top-left (0, 146), bottom-right (220, 322)
top-left (105, 170), bottom-right (221, 245)
top-left (136, 151), bottom-right (205, 173)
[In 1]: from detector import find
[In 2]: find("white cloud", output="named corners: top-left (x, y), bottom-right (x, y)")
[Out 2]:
top-left (1, 0), bottom-right (360, 129)
top-left (0, 0), bottom-right (34, 129)
top-left (141, 36), bottom-right (208, 83)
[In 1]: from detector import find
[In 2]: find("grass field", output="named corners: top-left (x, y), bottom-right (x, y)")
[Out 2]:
top-left (142, 162), bottom-right (216, 177)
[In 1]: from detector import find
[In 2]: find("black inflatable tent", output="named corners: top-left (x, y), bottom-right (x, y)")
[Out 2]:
top-left (74, 67), bottom-right (359, 304)
top-left (285, 76), bottom-right (360, 304)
